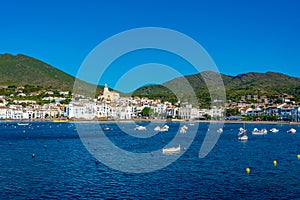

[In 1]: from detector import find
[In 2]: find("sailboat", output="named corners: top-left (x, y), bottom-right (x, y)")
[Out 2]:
top-left (238, 126), bottom-right (248, 141)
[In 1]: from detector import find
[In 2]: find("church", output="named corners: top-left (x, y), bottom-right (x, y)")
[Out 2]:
top-left (98, 84), bottom-right (120, 102)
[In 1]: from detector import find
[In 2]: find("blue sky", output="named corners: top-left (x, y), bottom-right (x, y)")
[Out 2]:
top-left (1, 0), bottom-right (300, 92)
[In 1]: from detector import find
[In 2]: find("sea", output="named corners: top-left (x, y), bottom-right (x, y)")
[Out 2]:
top-left (0, 121), bottom-right (300, 199)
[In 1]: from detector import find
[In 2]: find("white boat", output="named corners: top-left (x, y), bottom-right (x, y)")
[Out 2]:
top-left (17, 123), bottom-right (29, 126)
top-left (180, 125), bottom-right (188, 134)
top-left (134, 125), bottom-right (146, 131)
top-left (238, 127), bottom-right (248, 141)
top-left (287, 128), bottom-right (296, 134)
top-left (162, 145), bottom-right (180, 154)
top-left (154, 126), bottom-right (161, 131)
top-left (217, 128), bottom-right (223, 133)
top-left (160, 125), bottom-right (169, 132)
top-left (252, 128), bottom-right (267, 135)
top-left (269, 128), bottom-right (279, 133)
top-left (180, 128), bottom-right (186, 134)
top-left (154, 125), bottom-right (169, 132)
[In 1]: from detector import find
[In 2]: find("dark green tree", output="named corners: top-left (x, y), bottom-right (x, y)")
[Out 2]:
top-left (142, 107), bottom-right (154, 117)
top-left (225, 108), bottom-right (241, 116)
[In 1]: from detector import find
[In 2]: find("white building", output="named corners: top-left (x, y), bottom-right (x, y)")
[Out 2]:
top-left (0, 106), bottom-right (8, 119)
top-left (66, 104), bottom-right (74, 118)
top-left (118, 106), bottom-right (132, 120)
top-left (179, 105), bottom-right (199, 120)
top-left (152, 103), bottom-right (167, 115)
top-left (66, 103), bottom-right (95, 120)
top-left (95, 103), bottom-right (111, 118)
top-left (98, 84), bottom-right (120, 102)
top-left (209, 106), bottom-right (224, 118)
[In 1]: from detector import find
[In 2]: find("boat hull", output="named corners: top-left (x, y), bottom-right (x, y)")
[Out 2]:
top-left (162, 145), bottom-right (181, 154)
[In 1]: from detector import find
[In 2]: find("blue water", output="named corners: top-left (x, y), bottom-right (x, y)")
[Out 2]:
top-left (0, 122), bottom-right (300, 199)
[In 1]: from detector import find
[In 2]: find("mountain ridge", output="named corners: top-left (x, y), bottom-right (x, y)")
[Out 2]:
top-left (133, 70), bottom-right (300, 106)
top-left (1, 53), bottom-right (300, 102)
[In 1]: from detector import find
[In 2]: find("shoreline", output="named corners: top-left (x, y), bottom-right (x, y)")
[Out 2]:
top-left (1, 118), bottom-right (299, 125)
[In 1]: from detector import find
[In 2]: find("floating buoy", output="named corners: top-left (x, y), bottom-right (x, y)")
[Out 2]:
top-left (297, 154), bottom-right (300, 159)
top-left (32, 153), bottom-right (35, 158)
top-left (246, 167), bottom-right (250, 174)
top-left (273, 160), bottom-right (277, 166)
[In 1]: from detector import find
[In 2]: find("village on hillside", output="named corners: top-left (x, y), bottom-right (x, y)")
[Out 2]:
top-left (0, 84), bottom-right (300, 122)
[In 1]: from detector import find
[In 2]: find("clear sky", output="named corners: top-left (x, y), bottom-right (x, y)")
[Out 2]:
top-left (1, 0), bottom-right (300, 92)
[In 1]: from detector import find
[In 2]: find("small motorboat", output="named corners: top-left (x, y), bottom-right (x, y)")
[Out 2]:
top-left (162, 145), bottom-right (180, 154)
top-left (269, 128), bottom-right (279, 133)
top-left (17, 123), bottom-right (29, 126)
top-left (287, 128), bottom-right (296, 134)
top-left (252, 128), bottom-right (267, 135)
top-left (239, 134), bottom-right (248, 141)
top-left (154, 126), bottom-right (161, 131)
top-left (217, 128), bottom-right (223, 133)
top-left (134, 125), bottom-right (146, 131)
top-left (180, 125), bottom-right (188, 134)
top-left (154, 125), bottom-right (169, 132)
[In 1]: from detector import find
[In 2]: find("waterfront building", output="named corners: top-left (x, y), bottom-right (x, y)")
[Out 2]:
top-left (0, 106), bottom-right (7, 119)
top-left (179, 104), bottom-right (199, 120)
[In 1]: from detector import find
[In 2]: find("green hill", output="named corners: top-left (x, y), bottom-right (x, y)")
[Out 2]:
top-left (132, 71), bottom-right (300, 107)
top-left (221, 72), bottom-right (300, 102)
top-left (2, 53), bottom-right (299, 104)
top-left (0, 53), bottom-right (104, 97)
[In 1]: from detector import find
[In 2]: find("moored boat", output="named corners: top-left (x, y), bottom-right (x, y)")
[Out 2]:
top-left (287, 128), bottom-right (296, 134)
top-left (162, 145), bottom-right (180, 154)
top-left (154, 125), bottom-right (169, 132)
top-left (252, 128), bottom-right (267, 135)
top-left (17, 123), bottom-right (29, 126)
top-left (154, 126), bottom-right (161, 131)
top-left (238, 127), bottom-right (248, 141)
top-left (134, 125), bottom-right (146, 131)
top-left (270, 128), bottom-right (279, 133)
top-left (180, 125), bottom-right (188, 134)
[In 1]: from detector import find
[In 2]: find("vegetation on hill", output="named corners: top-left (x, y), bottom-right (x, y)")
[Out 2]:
top-left (2, 53), bottom-right (300, 107)
top-left (133, 71), bottom-right (300, 108)
top-left (131, 85), bottom-right (178, 104)
top-left (0, 54), bottom-right (75, 89)
top-left (0, 53), bottom-right (106, 97)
